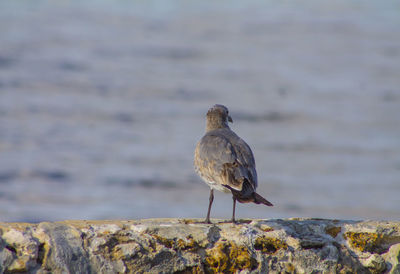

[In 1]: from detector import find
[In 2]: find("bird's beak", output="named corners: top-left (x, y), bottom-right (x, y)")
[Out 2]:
top-left (228, 115), bottom-right (233, 123)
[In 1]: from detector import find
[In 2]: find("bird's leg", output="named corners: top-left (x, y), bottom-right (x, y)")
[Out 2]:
top-left (231, 197), bottom-right (237, 223)
top-left (205, 189), bottom-right (214, 224)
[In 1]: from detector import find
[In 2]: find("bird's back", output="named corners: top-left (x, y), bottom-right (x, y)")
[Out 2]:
top-left (194, 128), bottom-right (258, 196)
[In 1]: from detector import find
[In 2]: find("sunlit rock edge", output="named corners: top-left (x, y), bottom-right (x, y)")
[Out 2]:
top-left (0, 218), bottom-right (399, 273)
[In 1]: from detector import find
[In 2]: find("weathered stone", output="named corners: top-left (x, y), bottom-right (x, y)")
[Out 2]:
top-left (0, 240), bottom-right (15, 273)
top-left (363, 254), bottom-right (386, 273)
top-left (2, 226), bottom-right (39, 272)
top-left (383, 243), bottom-right (400, 274)
top-left (0, 218), bottom-right (399, 273)
top-left (33, 222), bottom-right (91, 273)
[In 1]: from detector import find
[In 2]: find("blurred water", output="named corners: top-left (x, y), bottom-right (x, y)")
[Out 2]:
top-left (0, 0), bottom-right (399, 222)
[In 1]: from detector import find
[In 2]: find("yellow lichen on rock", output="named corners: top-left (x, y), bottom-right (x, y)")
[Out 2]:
top-left (254, 236), bottom-right (288, 254)
top-left (176, 235), bottom-right (201, 251)
top-left (153, 234), bottom-right (175, 249)
top-left (152, 234), bottom-right (203, 251)
top-left (259, 224), bottom-right (274, 232)
top-left (204, 241), bottom-right (257, 273)
top-left (282, 262), bottom-right (296, 273)
top-left (344, 232), bottom-right (380, 253)
top-left (325, 226), bottom-right (341, 238)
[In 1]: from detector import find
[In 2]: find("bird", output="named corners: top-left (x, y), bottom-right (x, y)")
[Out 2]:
top-left (194, 104), bottom-right (273, 224)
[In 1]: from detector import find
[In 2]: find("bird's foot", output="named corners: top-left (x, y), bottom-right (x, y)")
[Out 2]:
top-left (204, 218), bottom-right (212, 224)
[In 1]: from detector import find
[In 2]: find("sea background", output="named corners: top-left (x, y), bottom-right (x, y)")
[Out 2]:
top-left (0, 0), bottom-right (399, 222)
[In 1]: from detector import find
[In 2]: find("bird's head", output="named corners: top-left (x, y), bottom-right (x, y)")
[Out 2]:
top-left (206, 104), bottom-right (233, 131)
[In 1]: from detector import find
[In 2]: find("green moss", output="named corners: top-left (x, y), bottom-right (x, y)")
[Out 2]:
top-left (343, 232), bottom-right (381, 253)
top-left (254, 236), bottom-right (288, 254)
top-left (204, 241), bottom-right (258, 273)
top-left (325, 226), bottom-right (341, 238)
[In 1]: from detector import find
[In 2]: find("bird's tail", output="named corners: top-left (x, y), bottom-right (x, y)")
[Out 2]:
top-left (253, 192), bottom-right (273, 206)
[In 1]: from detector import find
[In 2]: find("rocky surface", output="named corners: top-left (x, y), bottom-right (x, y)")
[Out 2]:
top-left (0, 218), bottom-right (399, 273)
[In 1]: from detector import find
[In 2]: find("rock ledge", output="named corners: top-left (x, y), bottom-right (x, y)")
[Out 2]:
top-left (1, 218), bottom-right (399, 273)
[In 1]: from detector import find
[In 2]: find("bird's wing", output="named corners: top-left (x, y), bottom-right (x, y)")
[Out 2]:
top-left (232, 137), bottom-right (258, 188)
top-left (195, 131), bottom-right (257, 192)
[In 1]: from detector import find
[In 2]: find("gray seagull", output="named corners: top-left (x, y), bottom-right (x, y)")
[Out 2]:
top-left (194, 104), bottom-right (273, 224)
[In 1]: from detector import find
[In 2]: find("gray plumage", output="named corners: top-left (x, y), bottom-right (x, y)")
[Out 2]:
top-left (194, 104), bottom-right (273, 223)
